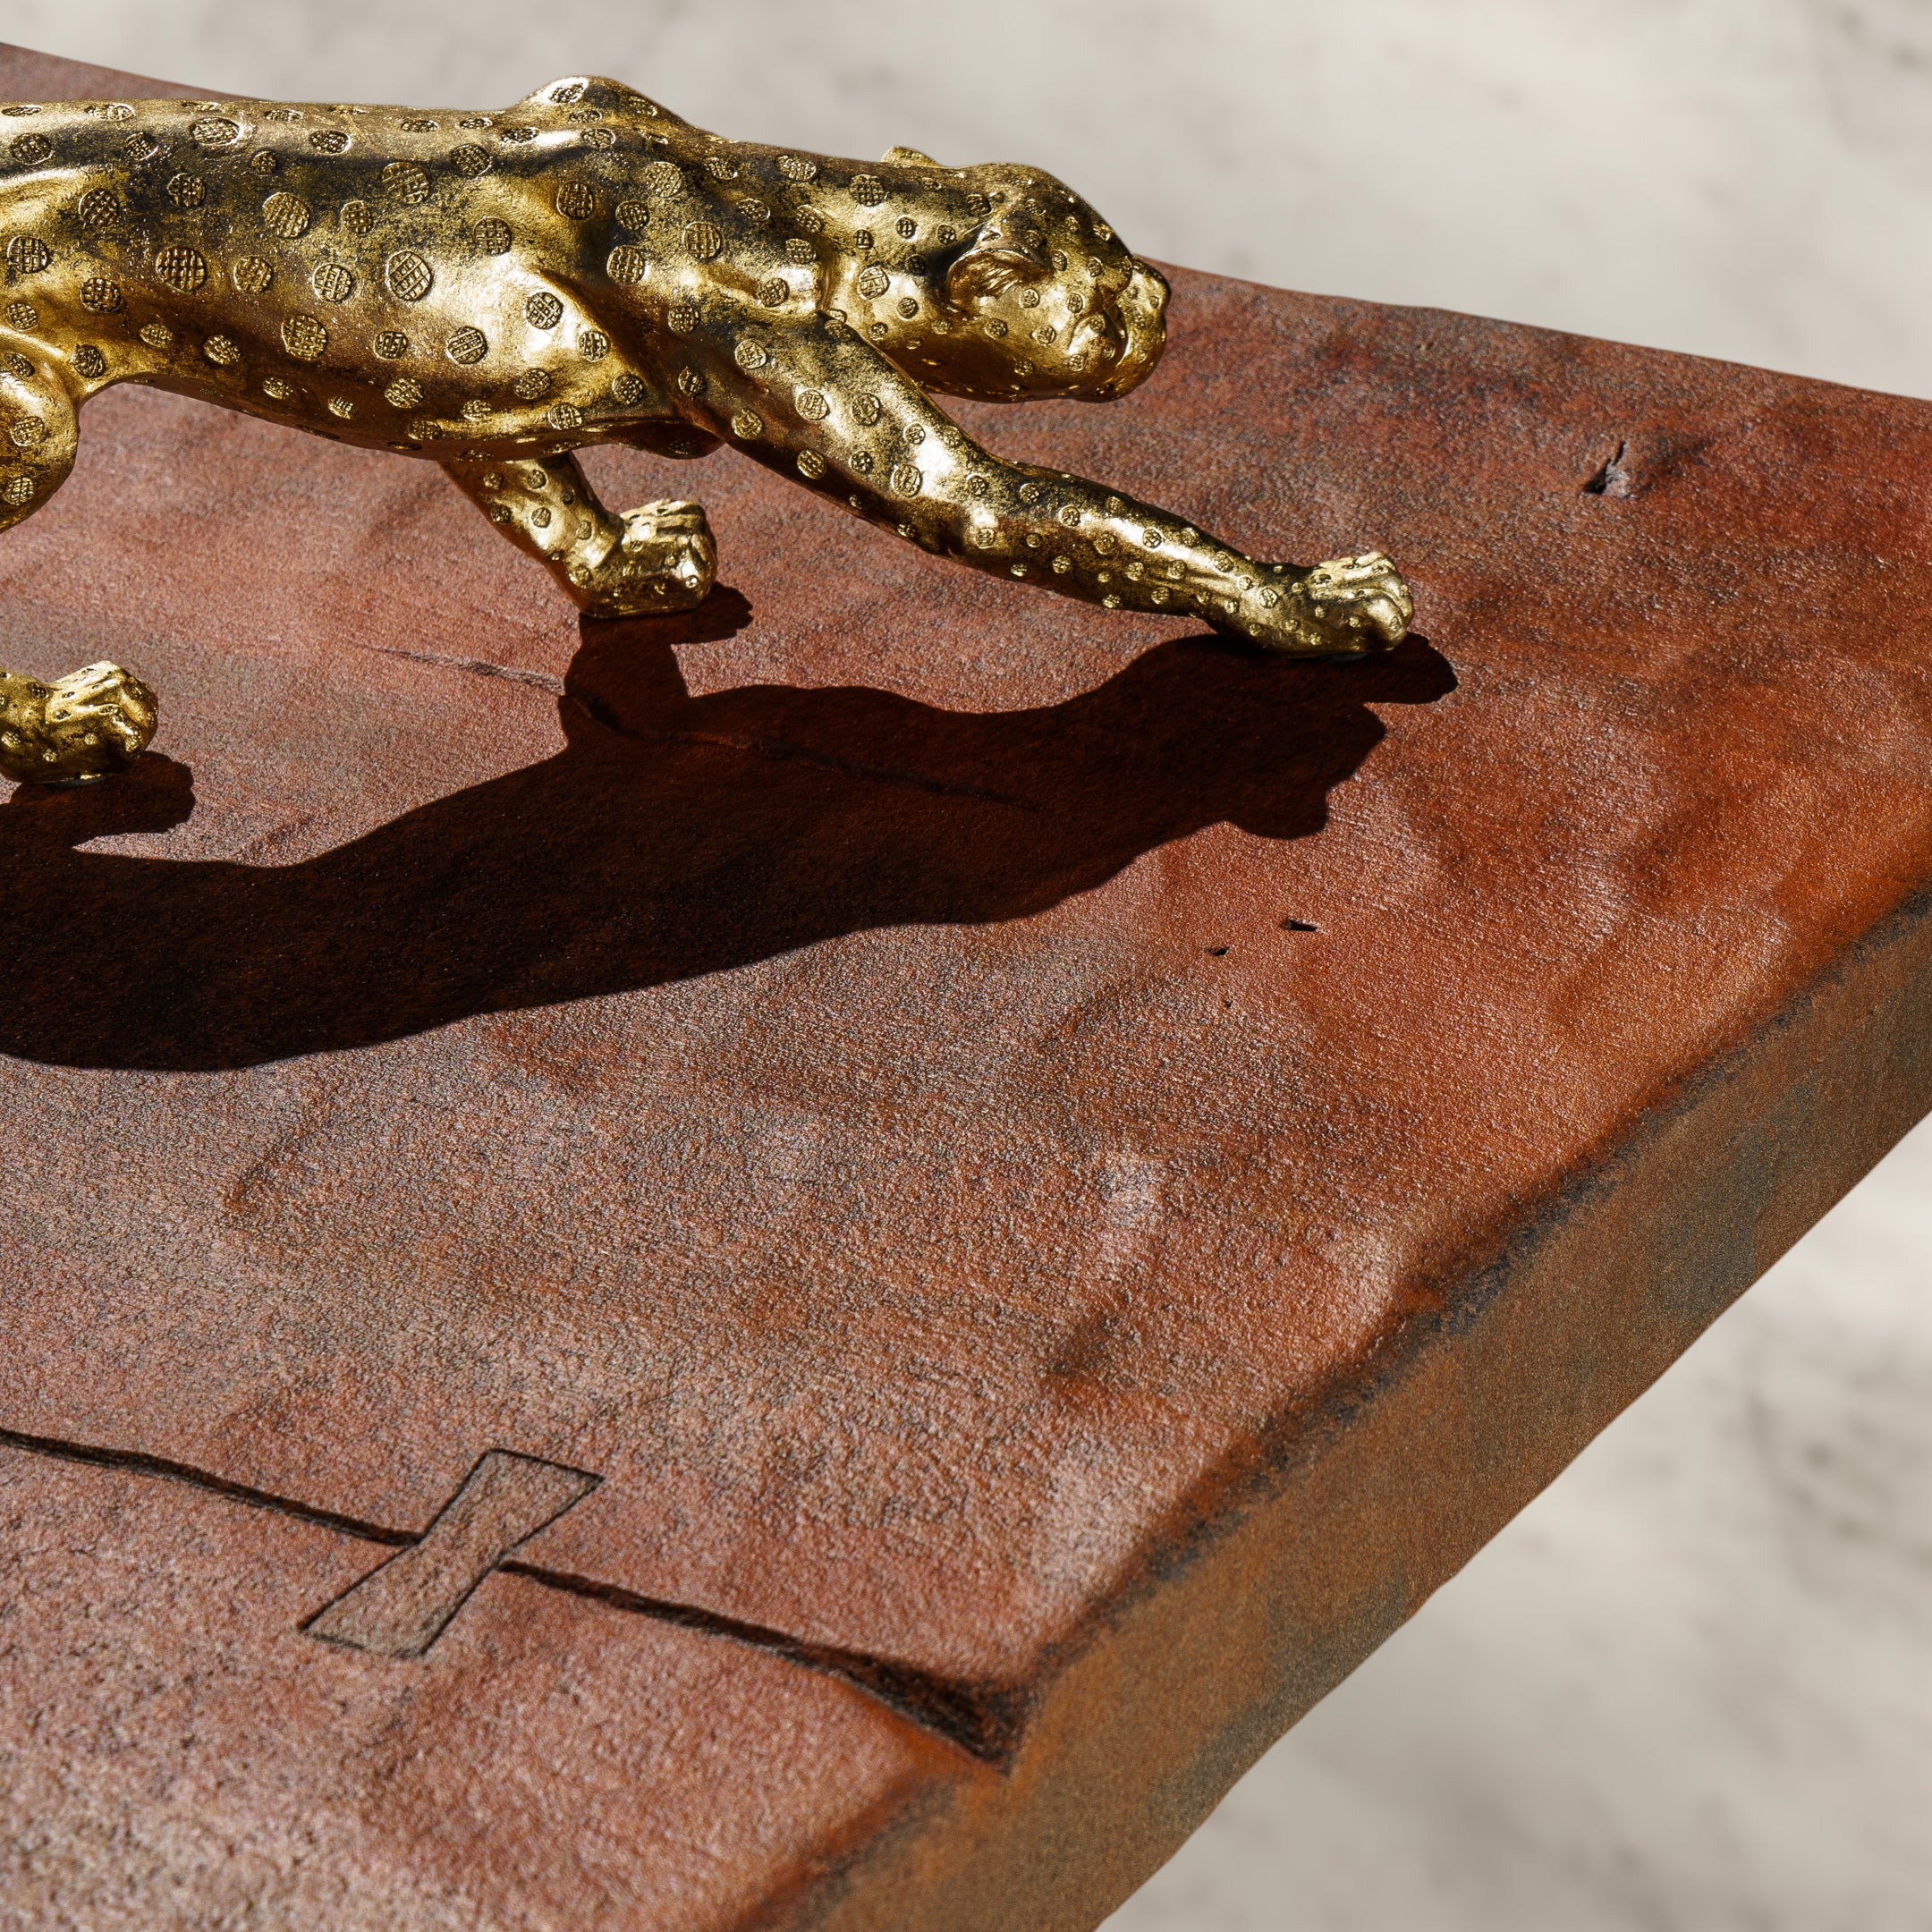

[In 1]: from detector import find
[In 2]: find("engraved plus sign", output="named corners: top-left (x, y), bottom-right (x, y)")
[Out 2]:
top-left (305, 1449), bottom-right (600, 1658)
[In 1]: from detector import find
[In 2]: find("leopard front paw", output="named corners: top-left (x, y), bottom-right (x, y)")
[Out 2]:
top-left (0, 660), bottom-right (158, 784)
top-left (568, 500), bottom-right (717, 619)
top-left (1243, 552), bottom-right (1414, 658)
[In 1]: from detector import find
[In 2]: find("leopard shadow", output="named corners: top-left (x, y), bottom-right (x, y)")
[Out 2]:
top-left (0, 612), bottom-right (1453, 1070)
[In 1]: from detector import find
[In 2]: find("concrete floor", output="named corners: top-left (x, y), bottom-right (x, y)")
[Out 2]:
top-left (6, 4), bottom-right (1931, 1925)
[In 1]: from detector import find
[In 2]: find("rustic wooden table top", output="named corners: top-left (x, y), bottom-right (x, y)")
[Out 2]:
top-left (4, 40), bottom-right (1930, 1932)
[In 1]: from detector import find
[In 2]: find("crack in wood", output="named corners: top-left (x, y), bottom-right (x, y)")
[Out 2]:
top-left (362, 642), bottom-right (568, 693)
top-left (0, 1423), bottom-right (1017, 1764)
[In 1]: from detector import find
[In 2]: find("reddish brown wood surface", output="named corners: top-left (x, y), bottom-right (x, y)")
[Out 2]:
top-left (5, 42), bottom-right (1932, 1932)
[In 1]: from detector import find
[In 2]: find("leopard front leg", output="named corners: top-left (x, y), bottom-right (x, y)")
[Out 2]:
top-left (663, 312), bottom-right (1410, 656)
top-left (440, 453), bottom-right (716, 619)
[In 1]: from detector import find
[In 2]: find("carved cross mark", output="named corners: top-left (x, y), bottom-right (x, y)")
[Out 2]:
top-left (304, 1449), bottom-right (599, 1657)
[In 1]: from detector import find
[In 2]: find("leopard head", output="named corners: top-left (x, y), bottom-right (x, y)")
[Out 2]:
top-left (838, 160), bottom-right (1169, 405)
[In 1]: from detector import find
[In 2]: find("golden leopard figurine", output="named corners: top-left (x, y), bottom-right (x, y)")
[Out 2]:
top-left (0, 76), bottom-right (1412, 784)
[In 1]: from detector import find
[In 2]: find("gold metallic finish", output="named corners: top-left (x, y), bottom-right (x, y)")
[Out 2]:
top-left (0, 660), bottom-right (156, 782)
top-left (0, 78), bottom-right (1411, 781)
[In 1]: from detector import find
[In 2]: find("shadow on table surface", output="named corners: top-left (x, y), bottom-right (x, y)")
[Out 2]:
top-left (0, 595), bottom-right (1453, 1070)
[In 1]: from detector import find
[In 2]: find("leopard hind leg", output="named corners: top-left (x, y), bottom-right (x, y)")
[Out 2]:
top-left (0, 330), bottom-right (77, 533)
top-left (0, 335), bottom-right (157, 784)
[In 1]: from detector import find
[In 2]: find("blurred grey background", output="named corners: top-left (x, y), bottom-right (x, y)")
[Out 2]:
top-left (8, 3), bottom-right (1931, 1926)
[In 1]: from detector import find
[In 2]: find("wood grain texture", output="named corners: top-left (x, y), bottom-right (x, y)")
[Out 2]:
top-left (3, 41), bottom-right (1931, 1931)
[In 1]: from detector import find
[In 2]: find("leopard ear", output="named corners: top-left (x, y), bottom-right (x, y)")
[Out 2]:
top-left (944, 219), bottom-right (1054, 304)
top-left (880, 144), bottom-right (938, 165)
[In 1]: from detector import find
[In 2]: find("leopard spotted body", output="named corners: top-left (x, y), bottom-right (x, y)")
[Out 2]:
top-left (0, 75), bottom-right (1411, 781)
